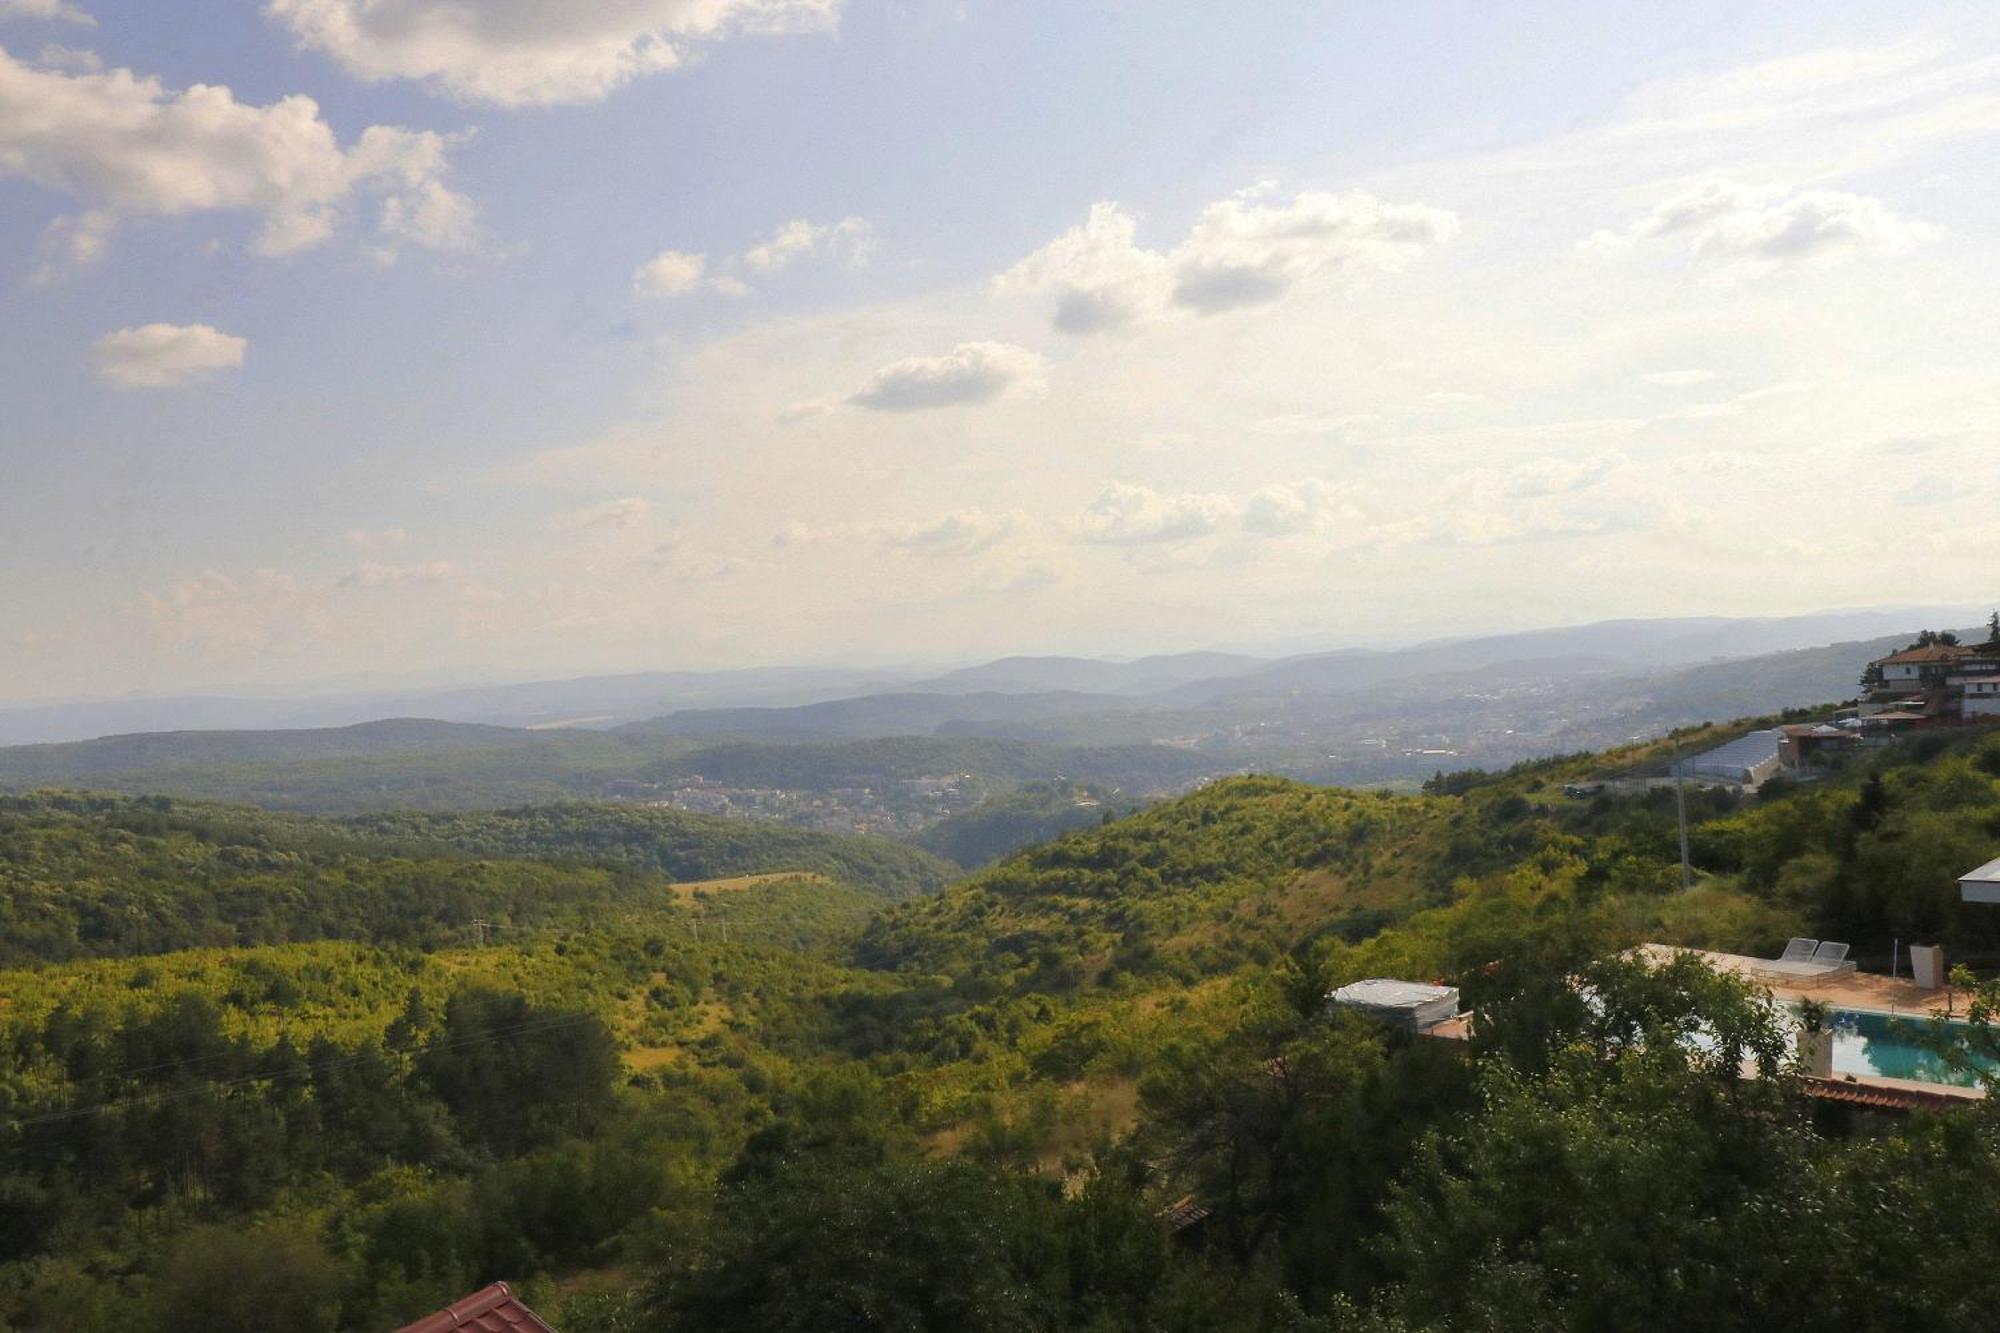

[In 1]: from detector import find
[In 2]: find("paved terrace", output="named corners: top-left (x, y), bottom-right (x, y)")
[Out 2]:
top-left (1635, 943), bottom-right (1971, 1018)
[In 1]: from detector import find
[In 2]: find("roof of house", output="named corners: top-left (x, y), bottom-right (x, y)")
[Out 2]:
top-left (1874, 644), bottom-right (1977, 666)
top-left (1331, 979), bottom-right (1458, 1008)
top-left (394, 1283), bottom-right (558, 1333)
top-left (1779, 723), bottom-right (1861, 739)
top-left (1799, 1077), bottom-right (1977, 1114)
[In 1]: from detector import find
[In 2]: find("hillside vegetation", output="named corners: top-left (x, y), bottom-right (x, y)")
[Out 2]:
top-left (0, 792), bottom-right (948, 966)
top-left (3, 722), bottom-right (2000, 1330)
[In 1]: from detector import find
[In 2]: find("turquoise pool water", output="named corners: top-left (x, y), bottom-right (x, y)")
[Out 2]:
top-left (1823, 1008), bottom-right (1999, 1088)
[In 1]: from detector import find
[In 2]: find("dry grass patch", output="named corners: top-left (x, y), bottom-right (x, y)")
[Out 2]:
top-left (671, 871), bottom-right (832, 901)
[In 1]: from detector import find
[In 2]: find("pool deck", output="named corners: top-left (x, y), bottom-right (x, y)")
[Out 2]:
top-left (1636, 943), bottom-right (1971, 1018)
top-left (1638, 943), bottom-right (1987, 1104)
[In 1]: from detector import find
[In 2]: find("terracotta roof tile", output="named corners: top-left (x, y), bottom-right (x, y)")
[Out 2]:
top-left (1876, 644), bottom-right (1976, 665)
top-left (394, 1283), bottom-right (559, 1333)
top-left (1799, 1076), bottom-right (1973, 1115)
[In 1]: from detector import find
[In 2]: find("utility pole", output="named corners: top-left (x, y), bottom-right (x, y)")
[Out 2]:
top-left (471, 919), bottom-right (516, 947)
top-left (1673, 747), bottom-right (1693, 892)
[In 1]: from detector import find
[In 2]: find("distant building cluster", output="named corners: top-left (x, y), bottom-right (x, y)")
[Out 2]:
top-left (1664, 624), bottom-right (2000, 786)
top-left (1779, 628), bottom-right (2000, 771)
top-left (1860, 637), bottom-right (2000, 723)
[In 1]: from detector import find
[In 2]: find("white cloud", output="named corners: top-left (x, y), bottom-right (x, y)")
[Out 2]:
top-left (1240, 479), bottom-right (1349, 536)
top-left (0, 0), bottom-right (93, 26)
top-left (992, 202), bottom-right (1171, 334)
top-left (1589, 181), bottom-right (1937, 277)
top-left (846, 341), bottom-right (1045, 412)
top-left (267, 0), bottom-right (840, 108)
top-left (0, 45), bottom-right (475, 272)
top-left (344, 527), bottom-right (408, 550)
top-left (996, 188), bottom-right (1457, 333)
top-left (1172, 189), bottom-right (1459, 313)
top-left (1071, 483), bottom-right (1237, 546)
top-left (743, 215), bottom-right (873, 271)
top-left (90, 322), bottom-right (245, 388)
top-left (633, 248), bottom-right (706, 296)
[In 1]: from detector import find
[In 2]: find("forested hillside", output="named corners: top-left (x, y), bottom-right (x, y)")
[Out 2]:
top-left (3, 722), bottom-right (2000, 1330)
top-left (0, 792), bottom-right (949, 965)
top-left (337, 802), bottom-right (954, 897)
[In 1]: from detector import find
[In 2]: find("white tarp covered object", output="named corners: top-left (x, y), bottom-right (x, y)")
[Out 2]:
top-left (1330, 979), bottom-right (1460, 1031)
top-left (1961, 856), bottom-right (2000, 905)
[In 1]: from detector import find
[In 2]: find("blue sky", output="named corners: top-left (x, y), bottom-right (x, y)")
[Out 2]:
top-left (2, 0), bottom-right (1997, 699)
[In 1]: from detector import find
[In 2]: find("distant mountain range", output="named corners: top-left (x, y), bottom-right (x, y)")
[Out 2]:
top-left (4, 606), bottom-right (1977, 748)
top-left (0, 607), bottom-right (1990, 819)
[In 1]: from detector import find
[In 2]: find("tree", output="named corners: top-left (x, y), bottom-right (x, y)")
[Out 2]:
top-left (416, 989), bottom-right (619, 1157)
top-left (1376, 961), bottom-right (1803, 1332)
top-left (644, 1158), bottom-right (1072, 1333)
top-left (149, 1223), bottom-right (341, 1333)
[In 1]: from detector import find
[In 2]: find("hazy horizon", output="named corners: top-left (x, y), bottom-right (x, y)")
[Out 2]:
top-left (1, 599), bottom-right (1990, 714)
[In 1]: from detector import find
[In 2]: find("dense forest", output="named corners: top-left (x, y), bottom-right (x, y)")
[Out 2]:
top-left (2, 721), bottom-right (2000, 1329)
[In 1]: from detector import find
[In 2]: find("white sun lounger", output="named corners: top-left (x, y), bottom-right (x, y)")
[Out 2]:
top-left (1758, 939), bottom-right (1856, 987)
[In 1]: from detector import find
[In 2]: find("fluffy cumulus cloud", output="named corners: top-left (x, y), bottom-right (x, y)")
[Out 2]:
top-left (267, 0), bottom-right (839, 108)
top-left (0, 0), bottom-right (93, 24)
top-left (846, 341), bottom-right (1045, 412)
top-left (1590, 181), bottom-right (1937, 276)
top-left (91, 322), bottom-right (246, 388)
top-left (1240, 479), bottom-right (1349, 536)
top-left (996, 188), bottom-right (1457, 333)
top-left (0, 45), bottom-right (474, 275)
top-left (743, 215), bottom-right (873, 271)
top-left (1071, 483), bottom-right (1237, 546)
top-left (633, 248), bottom-right (706, 296)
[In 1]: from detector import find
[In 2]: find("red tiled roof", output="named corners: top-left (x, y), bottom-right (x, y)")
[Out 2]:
top-left (394, 1283), bottom-right (559, 1333)
top-left (1798, 1077), bottom-right (1974, 1115)
top-left (1875, 644), bottom-right (1975, 665)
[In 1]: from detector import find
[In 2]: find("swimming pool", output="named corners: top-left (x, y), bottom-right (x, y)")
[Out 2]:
top-left (1812, 1008), bottom-right (2000, 1088)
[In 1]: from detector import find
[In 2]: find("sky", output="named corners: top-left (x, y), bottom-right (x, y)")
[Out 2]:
top-left (2, 0), bottom-right (1998, 701)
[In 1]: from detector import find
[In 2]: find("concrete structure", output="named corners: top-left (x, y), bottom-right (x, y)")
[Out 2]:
top-left (1330, 979), bottom-right (1460, 1031)
top-left (1960, 856), bottom-right (2000, 905)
